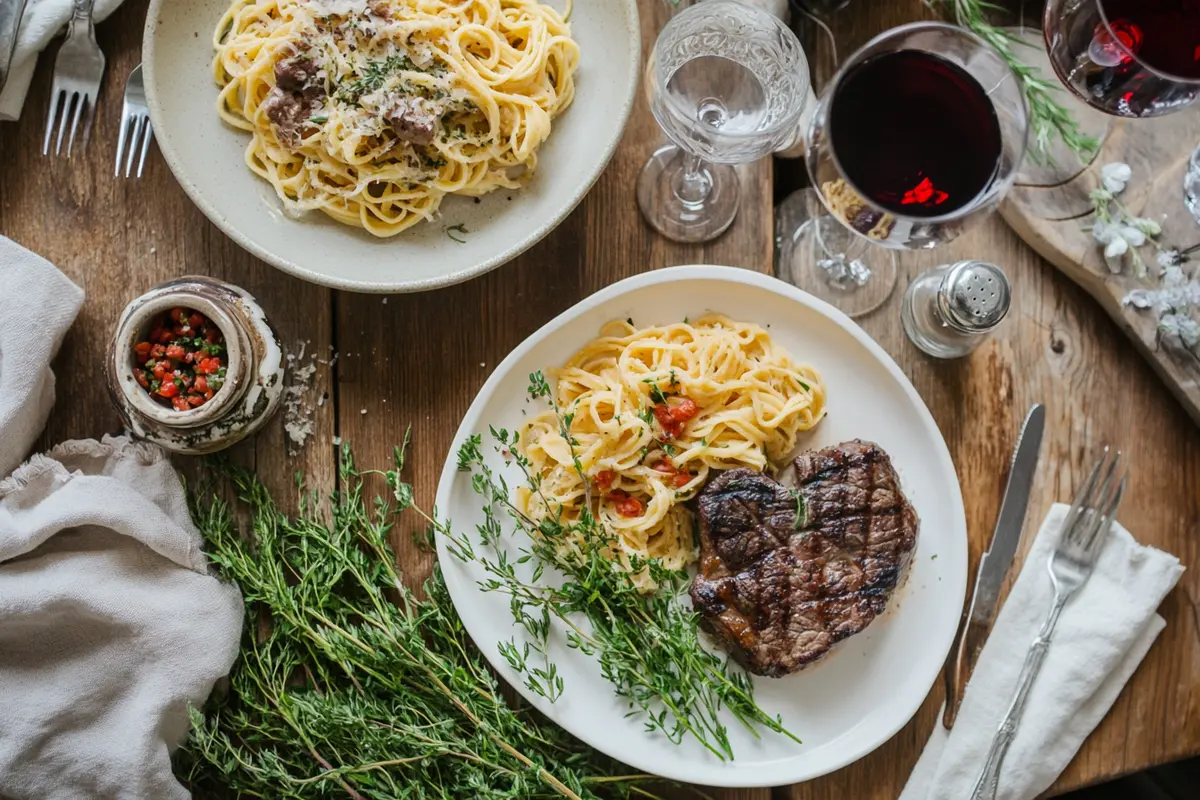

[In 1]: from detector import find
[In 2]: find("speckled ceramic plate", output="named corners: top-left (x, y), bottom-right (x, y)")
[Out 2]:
top-left (143, 0), bottom-right (639, 292)
top-left (435, 266), bottom-right (969, 787)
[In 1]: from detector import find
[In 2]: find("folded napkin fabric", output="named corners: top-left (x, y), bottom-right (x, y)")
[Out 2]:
top-left (0, 235), bottom-right (84, 477)
top-left (900, 504), bottom-right (1185, 800)
top-left (0, 435), bottom-right (244, 800)
top-left (0, 0), bottom-right (124, 122)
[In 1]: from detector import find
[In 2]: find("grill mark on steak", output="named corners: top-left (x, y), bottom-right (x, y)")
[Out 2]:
top-left (690, 440), bottom-right (918, 677)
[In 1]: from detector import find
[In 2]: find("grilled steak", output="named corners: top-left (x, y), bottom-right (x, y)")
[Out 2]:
top-left (690, 440), bottom-right (918, 677)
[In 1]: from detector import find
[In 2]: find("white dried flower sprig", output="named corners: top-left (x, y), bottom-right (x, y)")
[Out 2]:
top-left (1088, 162), bottom-right (1165, 277)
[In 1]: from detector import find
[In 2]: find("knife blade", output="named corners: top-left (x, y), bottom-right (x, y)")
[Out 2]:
top-left (0, 0), bottom-right (29, 96)
top-left (941, 403), bottom-right (1045, 729)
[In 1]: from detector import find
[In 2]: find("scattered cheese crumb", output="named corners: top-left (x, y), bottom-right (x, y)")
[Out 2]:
top-left (479, 362), bottom-right (485, 367)
top-left (332, 436), bottom-right (342, 446)
top-left (360, 408), bottom-right (367, 415)
top-left (382, 297), bottom-right (388, 304)
top-left (282, 342), bottom-right (319, 452)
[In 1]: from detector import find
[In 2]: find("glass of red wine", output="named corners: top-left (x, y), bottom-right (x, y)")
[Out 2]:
top-left (781, 23), bottom-right (1028, 317)
top-left (1044, 0), bottom-right (1200, 118)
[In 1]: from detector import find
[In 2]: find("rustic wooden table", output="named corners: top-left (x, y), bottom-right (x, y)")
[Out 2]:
top-left (0, 1), bottom-right (1196, 798)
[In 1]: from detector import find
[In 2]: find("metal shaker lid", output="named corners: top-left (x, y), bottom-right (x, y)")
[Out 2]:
top-left (936, 260), bottom-right (1010, 333)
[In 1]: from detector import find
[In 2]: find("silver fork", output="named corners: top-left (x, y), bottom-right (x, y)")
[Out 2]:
top-left (115, 64), bottom-right (152, 178)
top-left (969, 448), bottom-right (1127, 800)
top-left (42, 0), bottom-right (105, 157)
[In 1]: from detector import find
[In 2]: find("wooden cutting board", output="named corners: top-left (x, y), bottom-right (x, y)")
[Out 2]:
top-left (1000, 32), bottom-right (1200, 426)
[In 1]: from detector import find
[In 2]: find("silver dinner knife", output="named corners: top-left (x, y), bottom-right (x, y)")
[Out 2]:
top-left (941, 403), bottom-right (1045, 729)
top-left (0, 0), bottom-right (28, 95)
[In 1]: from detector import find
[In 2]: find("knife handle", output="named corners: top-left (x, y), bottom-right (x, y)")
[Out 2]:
top-left (942, 557), bottom-right (993, 728)
top-left (942, 616), bottom-right (990, 728)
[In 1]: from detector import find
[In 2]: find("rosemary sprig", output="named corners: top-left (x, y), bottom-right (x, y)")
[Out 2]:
top-left (930, 0), bottom-right (1100, 164)
top-left (177, 440), bottom-right (666, 800)
top-left (434, 371), bottom-right (800, 761)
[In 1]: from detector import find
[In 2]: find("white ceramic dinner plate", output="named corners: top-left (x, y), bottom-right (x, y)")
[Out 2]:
top-left (142, 0), bottom-right (639, 292)
top-left (435, 266), bottom-right (968, 787)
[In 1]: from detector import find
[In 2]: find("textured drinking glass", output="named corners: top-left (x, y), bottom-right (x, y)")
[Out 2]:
top-left (1044, 0), bottom-right (1200, 118)
top-left (782, 23), bottom-right (1027, 317)
top-left (638, 0), bottom-right (811, 242)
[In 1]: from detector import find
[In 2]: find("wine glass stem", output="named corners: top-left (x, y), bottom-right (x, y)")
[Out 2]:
top-left (674, 153), bottom-right (713, 206)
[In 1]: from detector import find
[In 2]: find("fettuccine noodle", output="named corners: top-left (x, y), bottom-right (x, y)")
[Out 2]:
top-left (516, 315), bottom-right (826, 591)
top-left (213, 0), bottom-right (579, 236)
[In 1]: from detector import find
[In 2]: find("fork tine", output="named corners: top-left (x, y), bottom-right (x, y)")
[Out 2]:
top-left (66, 94), bottom-right (87, 157)
top-left (56, 93), bottom-right (77, 156)
top-left (136, 119), bottom-right (154, 178)
top-left (1081, 468), bottom-right (1126, 558)
top-left (124, 117), bottom-right (143, 177)
top-left (115, 110), bottom-right (131, 177)
top-left (43, 89), bottom-right (63, 155)
top-left (1062, 447), bottom-right (1112, 543)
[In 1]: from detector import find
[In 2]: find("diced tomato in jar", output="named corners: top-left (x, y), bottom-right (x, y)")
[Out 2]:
top-left (134, 307), bottom-right (226, 412)
top-left (608, 489), bottom-right (644, 518)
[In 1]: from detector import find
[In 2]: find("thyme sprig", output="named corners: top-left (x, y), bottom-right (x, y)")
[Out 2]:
top-left (177, 440), bottom-right (665, 800)
top-left (434, 371), bottom-right (800, 761)
top-left (930, 0), bottom-right (1100, 164)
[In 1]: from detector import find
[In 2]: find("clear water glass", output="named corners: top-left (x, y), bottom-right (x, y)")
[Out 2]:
top-left (638, 0), bottom-right (811, 242)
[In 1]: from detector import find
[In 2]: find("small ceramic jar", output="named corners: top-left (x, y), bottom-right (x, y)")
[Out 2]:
top-left (107, 277), bottom-right (285, 454)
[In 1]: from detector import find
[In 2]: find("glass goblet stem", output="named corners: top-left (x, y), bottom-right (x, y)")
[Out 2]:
top-left (674, 153), bottom-right (712, 206)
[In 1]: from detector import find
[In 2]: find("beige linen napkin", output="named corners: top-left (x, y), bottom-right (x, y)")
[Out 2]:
top-left (0, 437), bottom-right (244, 800)
top-left (0, 0), bottom-right (124, 122)
top-left (0, 235), bottom-right (84, 476)
top-left (900, 504), bottom-right (1185, 800)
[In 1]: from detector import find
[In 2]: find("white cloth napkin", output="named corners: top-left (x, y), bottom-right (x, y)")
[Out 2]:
top-left (900, 504), bottom-right (1185, 800)
top-left (0, 0), bottom-right (124, 122)
top-left (0, 238), bottom-right (244, 799)
top-left (0, 235), bottom-right (84, 476)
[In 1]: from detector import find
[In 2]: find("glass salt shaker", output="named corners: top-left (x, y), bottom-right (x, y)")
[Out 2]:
top-left (901, 260), bottom-right (1010, 358)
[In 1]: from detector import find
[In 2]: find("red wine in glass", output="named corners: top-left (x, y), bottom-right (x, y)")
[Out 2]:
top-left (827, 50), bottom-right (1003, 218)
top-left (1045, 0), bottom-right (1200, 117)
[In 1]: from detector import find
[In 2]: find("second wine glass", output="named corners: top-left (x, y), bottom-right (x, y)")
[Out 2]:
top-left (638, 0), bottom-right (811, 242)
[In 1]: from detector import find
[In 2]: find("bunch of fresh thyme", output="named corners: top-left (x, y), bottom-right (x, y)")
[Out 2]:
top-left (434, 372), bottom-right (799, 761)
top-left (929, 0), bottom-right (1099, 163)
top-left (176, 440), bottom-right (662, 800)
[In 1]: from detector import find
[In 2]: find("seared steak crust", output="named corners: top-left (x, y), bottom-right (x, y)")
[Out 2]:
top-left (690, 440), bottom-right (918, 677)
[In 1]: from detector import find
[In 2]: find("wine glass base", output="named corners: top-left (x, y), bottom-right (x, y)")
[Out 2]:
top-left (775, 188), bottom-right (898, 318)
top-left (637, 145), bottom-right (739, 243)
